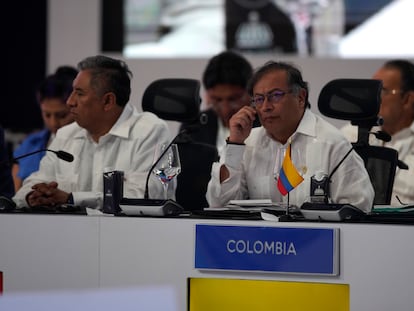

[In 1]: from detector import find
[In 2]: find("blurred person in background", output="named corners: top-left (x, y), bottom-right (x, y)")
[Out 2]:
top-left (12, 66), bottom-right (78, 191)
top-left (180, 50), bottom-right (259, 154)
top-left (341, 59), bottom-right (414, 205)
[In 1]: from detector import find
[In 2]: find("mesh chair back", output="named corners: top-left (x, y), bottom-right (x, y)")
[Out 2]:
top-left (318, 78), bottom-right (398, 205)
top-left (352, 145), bottom-right (398, 205)
top-left (142, 78), bottom-right (201, 122)
top-left (142, 78), bottom-right (218, 211)
top-left (318, 78), bottom-right (382, 122)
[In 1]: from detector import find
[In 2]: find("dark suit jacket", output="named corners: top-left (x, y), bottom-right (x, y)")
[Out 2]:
top-left (0, 126), bottom-right (15, 198)
top-left (177, 110), bottom-right (260, 210)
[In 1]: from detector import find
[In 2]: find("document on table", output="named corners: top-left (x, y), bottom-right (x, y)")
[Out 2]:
top-left (225, 199), bottom-right (299, 212)
top-left (199, 200), bottom-right (301, 222)
top-left (372, 204), bottom-right (414, 214)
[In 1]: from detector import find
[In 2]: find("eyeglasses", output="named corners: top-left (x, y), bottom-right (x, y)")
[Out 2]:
top-left (381, 87), bottom-right (404, 96)
top-left (251, 89), bottom-right (292, 108)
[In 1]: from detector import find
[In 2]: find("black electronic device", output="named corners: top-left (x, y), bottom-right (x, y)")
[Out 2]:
top-left (301, 202), bottom-right (365, 221)
top-left (310, 172), bottom-right (329, 204)
top-left (300, 143), bottom-right (372, 222)
top-left (0, 196), bottom-right (86, 215)
top-left (103, 170), bottom-right (124, 214)
top-left (118, 198), bottom-right (183, 217)
top-left (299, 146), bottom-right (356, 220)
top-left (0, 196), bottom-right (17, 211)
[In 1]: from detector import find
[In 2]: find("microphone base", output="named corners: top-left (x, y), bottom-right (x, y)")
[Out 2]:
top-left (300, 202), bottom-right (366, 222)
top-left (118, 198), bottom-right (184, 217)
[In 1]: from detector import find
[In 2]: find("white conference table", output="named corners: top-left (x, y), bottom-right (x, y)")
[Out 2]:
top-left (0, 213), bottom-right (413, 310)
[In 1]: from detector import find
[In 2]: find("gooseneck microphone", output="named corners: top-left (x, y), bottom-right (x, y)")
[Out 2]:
top-left (306, 146), bottom-right (354, 207)
top-left (118, 126), bottom-right (199, 217)
top-left (327, 147), bottom-right (354, 186)
top-left (144, 128), bottom-right (191, 200)
top-left (300, 146), bottom-right (367, 221)
top-left (0, 149), bottom-right (74, 168)
top-left (13, 149), bottom-right (74, 163)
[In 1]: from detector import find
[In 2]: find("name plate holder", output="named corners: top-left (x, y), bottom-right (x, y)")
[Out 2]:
top-left (195, 224), bottom-right (339, 275)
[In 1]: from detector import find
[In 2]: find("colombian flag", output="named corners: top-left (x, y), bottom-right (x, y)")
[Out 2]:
top-left (277, 144), bottom-right (304, 196)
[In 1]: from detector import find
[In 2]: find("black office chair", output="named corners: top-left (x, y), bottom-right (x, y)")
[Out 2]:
top-left (142, 78), bottom-right (219, 211)
top-left (318, 78), bottom-right (403, 205)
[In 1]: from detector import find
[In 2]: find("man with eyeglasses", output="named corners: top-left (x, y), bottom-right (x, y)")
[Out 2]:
top-left (341, 59), bottom-right (414, 205)
top-left (206, 61), bottom-right (374, 212)
top-left (180, 51), bottom-right (260, 154)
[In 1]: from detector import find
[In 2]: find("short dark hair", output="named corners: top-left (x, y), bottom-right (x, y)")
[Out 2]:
top-left (383, 59), bottom-right (414, 93)
top-left (247, 61), bottom-right (310, 108)
top-left (37, 65), bottom-right (78, 104)
top-left (202, 51), bottom-right (253, 90)
top-left (77, 55), bottom-right (132, 107)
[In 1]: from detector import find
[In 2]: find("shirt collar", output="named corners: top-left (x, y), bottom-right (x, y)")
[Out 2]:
top-left (391, 120), bottom-right (414, 141)
top-left (72, 103), bottom-right (137, 140)
top-left (294, 109), bottom-right (316, 138)
top-left (108, 103), bottom-right (136, 138)
top-left (260, 109), bottom-right (316, 147)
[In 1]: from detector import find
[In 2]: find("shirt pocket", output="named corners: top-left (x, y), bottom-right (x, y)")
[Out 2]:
top-left (394, 154), bottom-right (414, 201)
top-left (247, 175), bottom-right (275, 200)
top-left (123, 171), bottom-right (147, 198)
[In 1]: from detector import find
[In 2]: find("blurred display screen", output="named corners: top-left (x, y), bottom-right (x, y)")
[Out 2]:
top-left (123, 0), bottom-right (413, 58)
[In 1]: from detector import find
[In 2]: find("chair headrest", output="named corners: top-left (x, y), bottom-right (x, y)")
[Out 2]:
top-left (142, 78), bottom-right (201, 122)
top-left (318, 79), bottom-right (382, 121)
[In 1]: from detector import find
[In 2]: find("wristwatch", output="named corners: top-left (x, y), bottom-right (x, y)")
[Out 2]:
top-left (226, 137), bottom-right (245, 145)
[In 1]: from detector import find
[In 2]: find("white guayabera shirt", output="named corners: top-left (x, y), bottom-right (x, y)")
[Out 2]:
top-left (13, 104), bottom-right (173, 210)
top-left (207, 109), bottom-right (374, 212)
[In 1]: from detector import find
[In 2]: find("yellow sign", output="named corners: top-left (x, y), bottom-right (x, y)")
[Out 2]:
top-left (189, 278), bottom-right (349, 311)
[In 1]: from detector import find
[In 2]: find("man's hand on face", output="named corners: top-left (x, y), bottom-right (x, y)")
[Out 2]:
top-left (228, 106), bottom-right (257, 144)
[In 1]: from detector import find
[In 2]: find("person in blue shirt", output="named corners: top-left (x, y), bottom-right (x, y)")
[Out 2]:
top-left (12, 66), bottom-right (78, 191)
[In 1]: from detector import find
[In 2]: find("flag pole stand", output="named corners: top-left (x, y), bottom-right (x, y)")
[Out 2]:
top-left (279, 193), bottom-right (295, 222)
top-left (277, 142), bottom-right (302, 222)
top-left (286, 192), bottom-right (290, 216)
